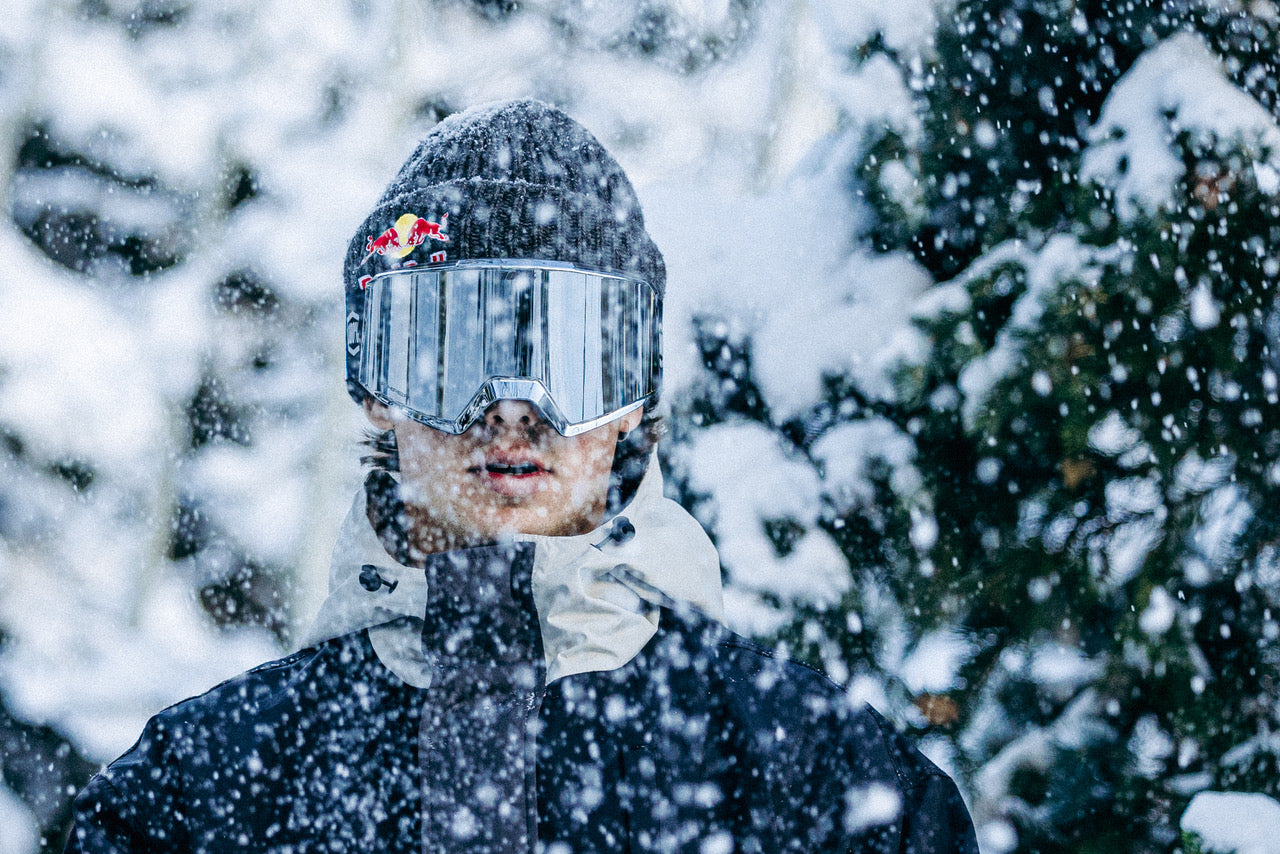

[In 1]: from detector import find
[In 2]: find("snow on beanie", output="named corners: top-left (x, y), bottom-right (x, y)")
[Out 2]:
top-left (343, 99), bottom-right (666, 404)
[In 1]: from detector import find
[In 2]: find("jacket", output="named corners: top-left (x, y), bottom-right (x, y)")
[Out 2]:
top-left (64, 462), bottom-right (978, 853)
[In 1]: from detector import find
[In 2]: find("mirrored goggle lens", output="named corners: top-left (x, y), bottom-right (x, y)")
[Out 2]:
top-left (356, 264), bottom-right (660, 436)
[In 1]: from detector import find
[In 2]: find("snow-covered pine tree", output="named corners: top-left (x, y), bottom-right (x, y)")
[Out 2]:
top-left (661, 0), bottom-right (958, 755)
top-left (672, 1), bottom-right (1280, 851)
top-left (856, 2), bottom-right (1280, 851)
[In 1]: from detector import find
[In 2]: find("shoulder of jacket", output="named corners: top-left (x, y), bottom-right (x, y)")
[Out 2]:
top-left (702, 626), bottom-right (954, 793)
top-left (147, 631), bottom-right (372, 726)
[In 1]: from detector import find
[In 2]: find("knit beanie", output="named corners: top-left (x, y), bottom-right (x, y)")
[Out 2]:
top-left (344, 99), bottom-right (666, 404)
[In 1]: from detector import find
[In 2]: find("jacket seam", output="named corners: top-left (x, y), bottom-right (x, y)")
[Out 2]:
top-left (715, 638), bottom-right (848, 694)
top-left (246, 646), bottom-right (315, 674)
top-left (523, 694), bottom-right (541, 854)
top-left (866, 709), bottom-right (948, 793)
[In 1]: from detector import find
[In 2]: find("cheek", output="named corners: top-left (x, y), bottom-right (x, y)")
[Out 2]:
top-left (555, 434), bottom-right (619, 501)
top-left (400, 429), bottom-right (475, 470)
top-left (395, 433), bottom-right (475, 498)
top-left (577, 436), bottom-right (617, 473)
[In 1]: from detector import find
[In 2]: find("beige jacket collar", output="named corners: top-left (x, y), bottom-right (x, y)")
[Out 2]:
top-left (304, 457), bottom-right (723, 687)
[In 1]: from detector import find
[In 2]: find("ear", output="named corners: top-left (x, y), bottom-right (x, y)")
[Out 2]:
top-left (616, 407), bottom-right (644, 438)
top-left (363, 397), bottom-right (396, 430)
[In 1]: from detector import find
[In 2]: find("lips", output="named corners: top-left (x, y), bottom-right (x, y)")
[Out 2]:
top-left (468, 454), bottom-right (551, 495)
top-left (484, 461), bottom-right (543, 477)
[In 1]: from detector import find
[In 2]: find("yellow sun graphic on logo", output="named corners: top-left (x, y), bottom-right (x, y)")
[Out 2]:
top-left (389, 213), bottom-right (421, 259)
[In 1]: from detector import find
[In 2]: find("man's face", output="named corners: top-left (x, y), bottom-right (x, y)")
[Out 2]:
top-left (366, 399), bottom-right (644, 551)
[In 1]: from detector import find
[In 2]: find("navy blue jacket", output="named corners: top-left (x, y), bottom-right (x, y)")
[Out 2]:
top-left (64, 544), bottom-right (977, 853)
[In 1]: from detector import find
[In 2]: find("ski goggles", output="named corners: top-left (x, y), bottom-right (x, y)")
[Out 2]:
top-left (352, 260), bottom-right (661, 436)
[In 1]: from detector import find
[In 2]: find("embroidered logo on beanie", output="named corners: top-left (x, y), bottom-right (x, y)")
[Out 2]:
top-left (360, 213), bottom-right (451, 266)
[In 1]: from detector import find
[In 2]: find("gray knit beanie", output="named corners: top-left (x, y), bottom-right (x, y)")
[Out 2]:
top-left (344, 99), bottom-right (665, 404)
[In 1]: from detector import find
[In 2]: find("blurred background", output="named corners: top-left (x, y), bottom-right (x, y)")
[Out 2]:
top-left (3, 1), bottom-right (1280, 851)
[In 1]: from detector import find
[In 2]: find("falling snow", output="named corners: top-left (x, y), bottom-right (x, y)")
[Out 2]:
top-left (4, 0), bottom-right (1280, 852)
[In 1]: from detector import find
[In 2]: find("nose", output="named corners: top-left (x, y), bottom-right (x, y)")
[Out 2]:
top-left (483, 399), bottom-right (544, 430)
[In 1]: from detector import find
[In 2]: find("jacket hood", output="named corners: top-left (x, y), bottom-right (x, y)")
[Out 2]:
top-left (304, 454), bottom-right (723, 686)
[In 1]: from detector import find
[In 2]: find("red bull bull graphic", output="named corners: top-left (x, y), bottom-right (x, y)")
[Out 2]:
top-left (404, 214), bottom-right (448, 246)
top-left (360, 213), bottom-right (450, 265)
top-left (362, 226), bottom-right (398, 260)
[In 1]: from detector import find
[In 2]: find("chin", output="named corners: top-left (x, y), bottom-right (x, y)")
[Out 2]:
top-left (484, 505), bottom-right (594, 539)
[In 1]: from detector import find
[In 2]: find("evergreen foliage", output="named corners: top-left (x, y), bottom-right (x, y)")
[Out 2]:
top-left (673, 2), bottom-right (1280, 851)
top-left (670, 2), bottom-right (1280, 850)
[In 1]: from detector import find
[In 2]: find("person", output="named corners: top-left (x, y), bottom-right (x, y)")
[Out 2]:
top-left (63, 99), bottom-right (979, 853)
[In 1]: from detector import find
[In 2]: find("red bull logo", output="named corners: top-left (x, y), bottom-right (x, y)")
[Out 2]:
top-left (361, 213), bottom-right (450, 265)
